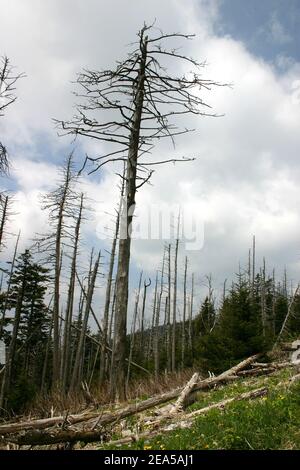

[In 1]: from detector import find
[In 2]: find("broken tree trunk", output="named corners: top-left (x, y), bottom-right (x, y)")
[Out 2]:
top-left (0, 230), bottom-right (20, 339)
top-left (0, 354), bottom-right (259, 442)
top-left (140, 277), bottom-right (151, 352)
top-left (181, 256), bottom-right (188, 369)
top-left (146, 272), bottom-right (158, 362)
top-left (99, 177), bottom-right (123, 385)
top-left (61, 193), bottom-right (84, 390)
top-left (6, 386), bottom-right (267, 447)
top-left (170, 372), bottom-right (199, 413)
top-left (70, 251), bottom-right (101, 390)
top-left (126, 271), bottom-right (143, 390)
top-left (172, 218), bottom-right (180, 372)
top-left (98, 387), bottom-right (268, 448)
top-left (154, 250), bottom-right (166, 378)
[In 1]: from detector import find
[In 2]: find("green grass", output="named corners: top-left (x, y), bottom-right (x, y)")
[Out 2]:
top-left (101, 369), bottom-right (300, 450)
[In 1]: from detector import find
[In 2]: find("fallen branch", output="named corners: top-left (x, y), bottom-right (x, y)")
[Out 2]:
top-left (1, 355), bottom-right (260, 444)
top-left (237, 361), bottom-right (295, 377)
top-left (102, 387), bottom-right (268, 448)
top-left (251, 361), bottom-right (291, 368)
top-left (0, 410), bottom-right (98, 436)
top-left (172, 373), bottom-right (199, 412)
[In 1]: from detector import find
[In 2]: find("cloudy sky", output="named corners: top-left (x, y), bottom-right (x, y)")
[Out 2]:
top-left (1, 0), bottom-right (300, 316)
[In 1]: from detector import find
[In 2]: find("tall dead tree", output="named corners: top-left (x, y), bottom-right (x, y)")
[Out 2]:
top-left (188, 272), bottom-right (194, 352)
top-left (172, 214), bottom-right (180, 372)
top-left (252, 235), bottom-right (256, 293)
top-left (146, 271), bottom-right (158, 362)
top-left (140, 278), bottom-right (151, 352)
top-left (57, 25), bottom-right (222, 399)
top-left (0, 231), bottom-right (20, 339)
top-left (181, 256), bottom-right (188, 368)
top-left (37, 154), bottom-right (78, 385)
top-left (0, 56), bottom-right (25, 175)
top-left (61, 193), bottom-right (85, 390)
top-left (126, 271), bottom-right (143, 390)
top-left (166, 243), bottom-right (172, 371)
top-left (154, 251), bottom-right (166, 378)
top-left (261, 257), bottom-right (266, 337)
top-left (0, 194), bottom-right (9, 249)
top-left (70, 250), bottom-right (101, 390)
top-left (99, 177), bottom-right (124, 385)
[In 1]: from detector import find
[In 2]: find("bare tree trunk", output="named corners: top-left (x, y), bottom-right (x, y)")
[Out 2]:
top-left (252, 235), bottom-right (256, 293)
top-left (166, 243), bottom-right (172, 371)
top-left (0, 231), bottom-right (20, 339)
top-left (146, 272), bottom-right (158, 362)
top-left (126, 271), bottom-right (142, 390)
top-left (108, 281), bottom-right (116, 344)
top-left (140, 277), bottom-right (151, 354)
top-left (52, 156), bottom-right (74, 386)
top-left (99, 181), bottom-right (123, 385)
top-left (41, 319), bottom-right (53, 392)
top-left (274, 283), bottom-right (300, 348)
top-left (188, 272), bottom-right (194, 353)
top-left (0, 194), bottom-right (8, 250)
top-left (61, 193), bottom-right (84, 390)
top-left (106, 281), bottom-right (116, 378)
top-left (271, 268), bottom-right (276, 336)
top-left (283, 267), bottom-right (288, 298)
top-left (261, 257), bottom-right (266, 337)
top-left (110, 38), bottom-right (148, 401)
top-left (154, 252), bottom-right (165, 378)
top-left (70, 251), bottom-right (101, 390)
top-left (0, 266), bottom-right (27, 410)
top-left (172, 215), bottom-right (180, 372)
top-left (181, 256), bottom-right (187, 369)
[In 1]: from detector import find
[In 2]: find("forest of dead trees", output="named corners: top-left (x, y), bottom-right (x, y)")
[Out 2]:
top-left (1, 26), bottom-right (300, 416)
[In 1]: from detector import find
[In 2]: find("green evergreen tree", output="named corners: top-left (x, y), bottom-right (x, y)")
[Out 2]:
top-left (198, 277), bottom-right (267, 372)
top-left (4, 250), bottom-right (50, 410)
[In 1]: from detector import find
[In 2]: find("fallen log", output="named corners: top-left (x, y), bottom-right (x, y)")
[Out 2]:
top-left (251, 361), bottom-right (291, 368)
top-left (1, 355), bottom-right (260, 444)
top-left (161, 372), bottom-right (200, 416)
top-left (237, 361), bottom-right (296, 377)
top-left (0, 410), bottom-right (98, 436)
top-left (102, 387), bottom-right (268, 448)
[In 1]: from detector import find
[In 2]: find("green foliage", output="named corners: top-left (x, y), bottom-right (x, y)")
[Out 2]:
top-left (0, 250), bottom-right (51, 411)
top-left (7, 373), bottom-right (37, 413)
top-left (195, 280), bottom-right (263, 372)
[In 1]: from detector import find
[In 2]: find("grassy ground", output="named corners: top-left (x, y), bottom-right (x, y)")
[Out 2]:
top-left (97, 368), bottom-right (300, 450)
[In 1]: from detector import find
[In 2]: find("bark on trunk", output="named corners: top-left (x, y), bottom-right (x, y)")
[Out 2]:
top-left (110, 35), bottom-right (148, 401)
top-left (181, 256), bottom-right (187, 368)
top-left (99, 179), bottom-right (123, 385)
top-left (61, 194), bottom-right (84, 389)
top-left (0, 230), bottom-right (20, 339)
top-left (126, 271), bottom-right (142, 389)
top-left (70, 251), bottom-right (100, 390)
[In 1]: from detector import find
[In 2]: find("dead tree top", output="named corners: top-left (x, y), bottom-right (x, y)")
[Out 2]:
top-left (55, 25), bottom-right (224, 183)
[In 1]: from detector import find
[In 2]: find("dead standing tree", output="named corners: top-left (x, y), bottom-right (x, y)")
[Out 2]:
top-left (57, 25), bottom-right (221, 400)
top-left (0, 193), bottom-right (15, 252)
top-left (0, 56), bottom-right (25, 175)
top-left (36, 154), bottom-right (79, 385)
top-left (99, 175), bottom-right (125, 385)
top-left (61, 192), bottom-right (85, 390)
